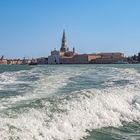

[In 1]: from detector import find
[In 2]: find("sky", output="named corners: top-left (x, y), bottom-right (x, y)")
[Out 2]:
top-left (0, 0), bottom-right (140, 58)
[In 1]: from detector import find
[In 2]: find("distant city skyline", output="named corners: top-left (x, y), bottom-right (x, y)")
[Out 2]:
top-left (0, 0), bottom-right (140, 58)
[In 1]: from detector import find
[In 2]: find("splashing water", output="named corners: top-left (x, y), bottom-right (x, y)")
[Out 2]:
top-left (0, 64), bottom-right (140, 140)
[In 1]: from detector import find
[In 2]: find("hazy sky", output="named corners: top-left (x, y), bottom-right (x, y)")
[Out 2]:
top-left (0, 0), bottom-right (140, 58)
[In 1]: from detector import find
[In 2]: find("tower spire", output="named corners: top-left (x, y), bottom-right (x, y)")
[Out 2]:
top-left (62, 29), bottom-right (65, 40)
top-left (60, 30), bottom-right (68, 52)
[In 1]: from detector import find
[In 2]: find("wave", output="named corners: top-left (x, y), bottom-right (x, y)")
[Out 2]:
top-left (0, 66), bottom-right (140, 140)
top-left (1, 86), bottom-right (140, 140)
top-left (0, 66), bottom-right (74, 110)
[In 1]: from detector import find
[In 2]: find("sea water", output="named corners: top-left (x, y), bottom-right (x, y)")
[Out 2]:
top-left (0, 64), bottom-right (140, 140)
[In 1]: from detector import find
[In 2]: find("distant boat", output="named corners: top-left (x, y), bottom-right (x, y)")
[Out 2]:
top-left (29, 62), bottom-right (37, 65)
top-left (28, 59), bottom-right (38, 65)
top-left (28, 61), bottom-right (38, 65)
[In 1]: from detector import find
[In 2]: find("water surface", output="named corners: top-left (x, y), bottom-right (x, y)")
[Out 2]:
top-left (0, 64), bottom-right (140, 140)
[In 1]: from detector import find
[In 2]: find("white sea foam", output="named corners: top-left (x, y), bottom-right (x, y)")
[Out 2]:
top-left (0, 86), bottom-right (140, 140)
top-left (0, 67), bottom-right (76, 110)
top-left (0, 66), bottom-right (140, 140)
top-left (0, 70), bottom-right (33, 90)
top-left (0, 72), bottom-right (17, 90)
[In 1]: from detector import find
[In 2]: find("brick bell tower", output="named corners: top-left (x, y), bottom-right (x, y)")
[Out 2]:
top-left (60, 30), bottom-right (69, 52)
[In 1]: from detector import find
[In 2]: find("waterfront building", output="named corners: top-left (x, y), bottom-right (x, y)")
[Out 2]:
top-left (60, 54), bottom-right (100, 64)
top-left (138, 53), bottom-right (140, 62)
top-left (94, 52), bottom-right (124, 64)
top-left (48, 31), bottom-right (125, 64)
top-left (0, 56), bottom-right (7, 65)
top-left (7, 59), bottom-right (23, 65)
top-left (1, 59), bottom-right (8, 65)
top-left (48, 49), bottom-right (60, 64)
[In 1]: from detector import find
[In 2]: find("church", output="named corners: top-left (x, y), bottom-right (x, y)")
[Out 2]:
top-left (48, 30), bottom-right (75, 64)
top-left (48, 31), bottom-right (124, 64)
top-left (48, 30), bottom-right (101, 64)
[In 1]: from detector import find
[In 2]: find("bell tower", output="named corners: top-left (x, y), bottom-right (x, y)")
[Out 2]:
top-left (60, 30), bottom-right (68, 52)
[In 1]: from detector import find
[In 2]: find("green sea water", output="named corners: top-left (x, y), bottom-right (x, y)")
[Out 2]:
top-left (0, 64), bottom-right (140, 140)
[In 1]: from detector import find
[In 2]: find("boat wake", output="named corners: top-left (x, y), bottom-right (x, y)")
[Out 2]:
top-left (0, 65), bottom-right (140, 140)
